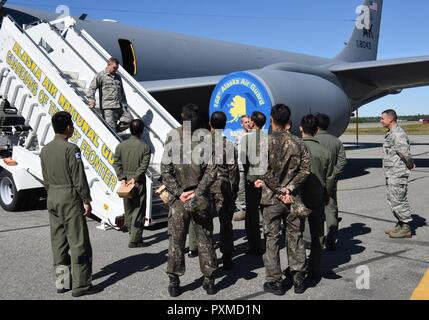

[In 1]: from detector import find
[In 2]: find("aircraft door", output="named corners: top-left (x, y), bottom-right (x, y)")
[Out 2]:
top-left (118, 39), bottom-right (137, 77)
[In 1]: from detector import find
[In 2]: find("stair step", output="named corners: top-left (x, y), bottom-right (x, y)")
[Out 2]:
top-left (69, 79), bottom-right (87, 89)
top-left (62, 71), bottom-right (79, 80)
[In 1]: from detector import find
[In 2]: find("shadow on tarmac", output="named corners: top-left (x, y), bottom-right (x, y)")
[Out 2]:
top-left (321, 222), bottom-right (371, 280)
top-left (411, 214), bottom-right (428, 236)
top-left (93, 250), bottom-right (168, 290)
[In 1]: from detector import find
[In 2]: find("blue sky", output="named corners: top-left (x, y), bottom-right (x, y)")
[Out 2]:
top-left (7, 0), bottom-right (429, 116)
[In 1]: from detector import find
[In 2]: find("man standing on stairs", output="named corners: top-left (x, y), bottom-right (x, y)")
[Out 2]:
top-left (41, 111), bottom-right (102, 298)
top-left (87, 57), bottom-right (133, 132)
top-left (113, 119), bottom-right (151, 248)
top-left (381, 109), bottom-right (416, 239)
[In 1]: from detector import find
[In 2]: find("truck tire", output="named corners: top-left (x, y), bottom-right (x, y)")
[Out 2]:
top-left (0, 169), bottom-right (24, 211)
top-left (0, 170), bottom-right (45, 212)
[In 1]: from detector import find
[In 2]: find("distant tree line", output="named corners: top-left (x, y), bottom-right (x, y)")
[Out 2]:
top-left (350, 114), bottom-right (429, 123)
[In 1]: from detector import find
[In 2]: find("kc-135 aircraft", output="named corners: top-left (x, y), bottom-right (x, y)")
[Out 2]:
top-left (1, 0), bottom-right (428, 136)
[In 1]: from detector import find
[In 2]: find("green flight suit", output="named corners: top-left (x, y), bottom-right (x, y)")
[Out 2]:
top-left (113, 135), bottom-right (151, 244)
top-left (301, 137), bottom-right (335, 275)
top-left (40, 135), bottom-right (93, 296)
top-left (314, 130), bottom-right (347, 246)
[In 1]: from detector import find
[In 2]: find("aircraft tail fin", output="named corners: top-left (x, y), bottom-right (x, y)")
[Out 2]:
top-left (336, 0), bottom-right (383, 62)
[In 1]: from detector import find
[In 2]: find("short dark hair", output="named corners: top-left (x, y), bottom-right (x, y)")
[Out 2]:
top-left (182, 103), bottom-right (199, 121)
top-left (130, 119), bottom-right (145, 136)
top-left (270, 104), bottom-right (291, 127)
top-left (52, 111), bottom-right (73, 134)
top-left (181, 103), bottom-right (200, 131)
top-left (382, 109), bottom-right (398, 121)
top-left (108, 57), bottom-right (120, 65)
top-left (210, 111), bottom-right (227, 130)
top-left (301, 114), bottom-right (318, 136)
top-left (315, 113), bottom-right (330, 130)
top-left (251, 111), bottom-right (266, 129)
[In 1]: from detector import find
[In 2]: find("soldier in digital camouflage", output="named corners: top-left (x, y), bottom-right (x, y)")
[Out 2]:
top-left (87, 57), bottom-right (133, 131)
top-left (254, 104), bottom-right (310, 296)
top-left (380, 109), bottom-right (415, 238)
top-left (160, 103), bottom-right (218, 297)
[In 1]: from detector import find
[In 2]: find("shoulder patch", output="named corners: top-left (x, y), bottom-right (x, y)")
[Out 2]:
top-left (75, 152), bottom-right (82, 160)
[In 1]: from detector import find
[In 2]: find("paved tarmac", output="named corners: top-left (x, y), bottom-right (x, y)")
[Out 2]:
top-left (0, 134), bottom-right (428, 300)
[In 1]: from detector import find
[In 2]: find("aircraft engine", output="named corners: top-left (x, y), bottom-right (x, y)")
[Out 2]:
top-left (210, 69), bottom-right (352, 137)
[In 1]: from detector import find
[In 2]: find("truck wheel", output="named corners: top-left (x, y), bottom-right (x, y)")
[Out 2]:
top-left (0, 170), bottom-right (24, 211)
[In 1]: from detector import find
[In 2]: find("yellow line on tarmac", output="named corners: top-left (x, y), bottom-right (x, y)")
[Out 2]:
top-left (411, 268), bottom-right (429, 300)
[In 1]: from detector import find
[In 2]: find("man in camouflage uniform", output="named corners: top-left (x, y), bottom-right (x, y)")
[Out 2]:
top-left (187, 112), bottom-right (239, 268)
top-left (240, 111), bottom-right (268, 255)
top-left (113, 119), bottom-right (151, 247)
top-left (41, 111), bottom-right (102, 297)
top-left (161, 104), bottom-right (218, 297)
top-left (315, 113), bottom-right (347, 250)
top-left (300, 115), bottom-right (335, 279)
top-left (87, 57), bottom-right (133, 131)
top-left (381, 109), bottom-right (415, 238)
top-left (255, 104), bottom-right (310, 296)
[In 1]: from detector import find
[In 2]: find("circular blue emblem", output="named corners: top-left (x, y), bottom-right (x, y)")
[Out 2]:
top-left (209, 72), bottom-right (272, 142)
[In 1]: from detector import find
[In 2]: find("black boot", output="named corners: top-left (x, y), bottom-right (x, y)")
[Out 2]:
top-left (202, 277), bottom-right (217, 295)
top-left (263, 281), bottom-right (285, 296)
top-left (222, 255), bottom-right (234, 270)
top-left (282, 266), bottom-right (293, 284)
top-left (293, 272), bottom-right (306, 294)
top-left (72, 285), bottom-right (103, 298)
top-left (188, 249), bottom-right (198, 258)
top-left (168, 275), bottom-right (181, 297)
top-left (128, 241), bottom-right (148, 248)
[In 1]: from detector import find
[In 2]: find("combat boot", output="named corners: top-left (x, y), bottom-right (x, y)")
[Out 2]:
top-left (222, 255), bottom-right (235, 270)
top-left (282, 266), bottom-right (293, 283)
top-left (57, 288), bottom-right (71, 294)
top-left (188, 249), bottom-right (198, 258)
top-left (293, 272), bottom-right (306, 294)
top-left (385, 223), bottom-right (401, 235)
top-left (202, 277), bottom-right (217, 295)
top-left (168, 275), bottom-right (181, 297)
top-left (128, 241), bottom-right (149, 248)
top-left (389, 223), bottom-right (412, 239)
top-left (72, 285), bottom-right (103, 298)
top-left (263, 281), bottom-right (285, 296)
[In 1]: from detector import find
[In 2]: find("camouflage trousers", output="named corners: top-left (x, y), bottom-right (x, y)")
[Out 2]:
top-left (386, 178), bottom-right (413, 223)
top-left (188, 191), bottom-right (234, 256)
top-left (103, 107), bottom-right (133, 131)
top-left (166, 199), bottom-right (218, 278)
top-left (262, 203), bottom-right (306, 283)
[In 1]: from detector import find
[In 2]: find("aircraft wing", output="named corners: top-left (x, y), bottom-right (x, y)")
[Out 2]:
top-left (330, 55), bottom-right (429, 91)
top-left (140, 75), bottom-right (223, 93)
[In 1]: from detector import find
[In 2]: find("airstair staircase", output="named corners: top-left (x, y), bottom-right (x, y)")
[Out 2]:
top-left (0, 15), bottom-right (179, 227)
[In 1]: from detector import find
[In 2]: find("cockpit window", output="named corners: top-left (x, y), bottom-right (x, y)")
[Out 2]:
top-left (118, 39), bottom-right (137, 76)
